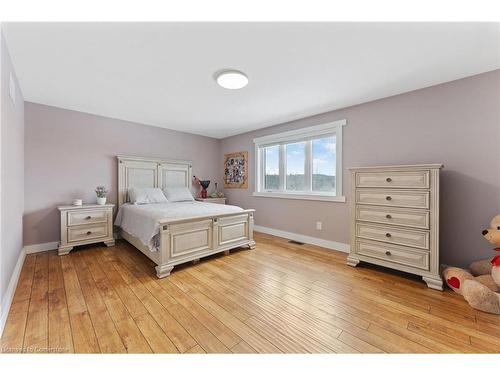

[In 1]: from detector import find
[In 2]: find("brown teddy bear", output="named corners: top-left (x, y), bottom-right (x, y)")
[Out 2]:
top-left (443, 214), bottom-right (500, 314)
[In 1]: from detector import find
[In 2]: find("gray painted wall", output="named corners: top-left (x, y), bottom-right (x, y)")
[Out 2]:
top-left (1, 32), bottom-right (25, 309)
top-left (220, 70), bottom-right (500, 267)
top-left (24, 103), bottom-right (222, 245)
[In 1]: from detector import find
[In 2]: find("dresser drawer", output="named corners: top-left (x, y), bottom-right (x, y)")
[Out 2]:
top-left (356, 189), bottom-right (429, 209)
top-left (355, 170), bottom-right (430, 189)
top-left (356, 205), bottom-right (429, 229)
top-left (68, 209), bottom-right (107, 226)
top-left (356, 222), bottom-right (429, 249)
top-left (355, 239), bottom-right (429, 270)
top-left (68, 223), bottom-right (108, 243)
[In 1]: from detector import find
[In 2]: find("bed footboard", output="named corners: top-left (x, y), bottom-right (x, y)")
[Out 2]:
top-left (155, 209), bottom-right (255, 278)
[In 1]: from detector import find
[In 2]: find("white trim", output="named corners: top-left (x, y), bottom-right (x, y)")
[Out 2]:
top-left (252, 191), bottom-right (346, 202)
top-left (0, 248), bottom-right (26, 338)
top-left (253, 119), bottom-right (347, 146)
top-left (23, 241), bottom-right (59, 254)
top-left (254, 225), bottom-right (350, 253)
top-left (335, 121), bottom-right (344, 198)
top-left (279, 143), bottom-right (286, 190)
top-left (253, 119), bottom-right (346, 201)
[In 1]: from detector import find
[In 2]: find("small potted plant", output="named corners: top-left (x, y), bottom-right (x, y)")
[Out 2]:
top-left (95, 186), bottom-right (108, 205)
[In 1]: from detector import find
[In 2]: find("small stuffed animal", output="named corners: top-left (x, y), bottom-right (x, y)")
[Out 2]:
top-left (483, 215), bottom-right (500, 287)
top-left (443, 215), bottom-right (500, 314)
top-left (467, 216), bottom-right (500, 276)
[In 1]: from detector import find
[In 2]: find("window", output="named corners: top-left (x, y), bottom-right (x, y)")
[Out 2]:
top-left (286, 142), bottom-right (306, 191)
top-left (264, 145), bottom-right (279, 190)
top-left (312, 136), bottom-right (336, 192)
top-left (253, 120), bottom-right (346, 202)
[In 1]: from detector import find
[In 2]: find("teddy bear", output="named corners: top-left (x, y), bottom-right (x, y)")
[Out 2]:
top-left (443, 214), bottom-right (500, 314)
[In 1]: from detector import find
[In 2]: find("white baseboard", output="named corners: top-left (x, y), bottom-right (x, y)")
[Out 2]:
top-left (0, 248), bottom-right (26, 338)
top-left (23, 241), bottom-right (58, 254)
top-left (253, 225), bottom-right (350, 253)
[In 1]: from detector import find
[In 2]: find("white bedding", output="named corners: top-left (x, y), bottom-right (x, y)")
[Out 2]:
top-left (114, 201), bottom-right (244, 251)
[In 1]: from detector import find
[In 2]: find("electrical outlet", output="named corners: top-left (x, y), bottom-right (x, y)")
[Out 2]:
top-left (316, 221), bottom-right (322, 230)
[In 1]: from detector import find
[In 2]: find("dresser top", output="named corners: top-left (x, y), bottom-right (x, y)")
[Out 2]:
top-left (58, 203), bottom-right (115, 211)
top-left (349, 164), bottom-right (443, 171)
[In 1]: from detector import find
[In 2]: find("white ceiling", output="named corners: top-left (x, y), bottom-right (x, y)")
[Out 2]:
top-left (2, 22), bottom-right (500, 139)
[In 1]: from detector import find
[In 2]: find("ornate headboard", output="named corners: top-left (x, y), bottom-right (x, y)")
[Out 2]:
top-left (117, 155), bottom-right (192, 207)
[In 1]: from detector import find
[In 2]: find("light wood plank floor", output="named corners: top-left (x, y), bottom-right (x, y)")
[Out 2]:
top-left (1, 232), bottom-right (499, 353)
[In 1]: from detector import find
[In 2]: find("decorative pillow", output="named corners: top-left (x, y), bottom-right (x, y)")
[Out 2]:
top-left (128, 187), bottom-right (168, 204)
top-left (163, 187), bottom-right (194, 202)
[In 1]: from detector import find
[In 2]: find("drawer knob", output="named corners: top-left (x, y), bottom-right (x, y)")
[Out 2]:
top-left (86, 231), bottom-right (92, 235)
top-left (386, 177), bottom-right (392, 182)
top-left (385, 251), bottom-right (392, 256)
top-left (385, 214), bottom-right (392, 219)
top-left (386, 196), bottom-right (392, 201)
top-left (85, 216), bottom-right (92, 220)
top-left (385, 233), bottom-right (392, 238)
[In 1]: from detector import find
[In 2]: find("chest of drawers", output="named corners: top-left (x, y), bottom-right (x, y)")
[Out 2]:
top-left (347, 164), bottom-right (443, 290)
top-left (58, 204), bottom-right (115, 255)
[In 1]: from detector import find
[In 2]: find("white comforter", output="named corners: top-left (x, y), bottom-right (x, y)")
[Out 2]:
top-left (114, 201), bottom-right (244, 251)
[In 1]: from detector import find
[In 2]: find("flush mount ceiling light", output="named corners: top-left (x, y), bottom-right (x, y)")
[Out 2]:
top-left (215, 70), bottom-right (248, 89)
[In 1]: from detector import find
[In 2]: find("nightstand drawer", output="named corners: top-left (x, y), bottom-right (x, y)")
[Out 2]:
top-left (355, 239), bottom-right (429, 270)
top-left (68, 223), bottom-right (108, 242)
top-left (355, 170), bottom-right (429, 189)
top-left (356, 189), bottom-right (429, 209)
top-left (68, 209), bottom-right (107, 226)
top-left (356, 222), bottom-right (429, 250)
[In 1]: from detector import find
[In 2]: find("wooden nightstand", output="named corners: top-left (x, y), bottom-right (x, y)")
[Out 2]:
top-left (195, 197), bottom-right (227, 205)
top-left (58, 204), bottom-right (115, 255)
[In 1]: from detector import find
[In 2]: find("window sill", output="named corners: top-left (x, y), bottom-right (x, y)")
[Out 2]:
top-left (252, 191), bottom-right (346, 202)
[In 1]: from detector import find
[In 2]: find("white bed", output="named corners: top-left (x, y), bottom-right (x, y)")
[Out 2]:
top-left (116, 155), bottom-right (256, 278)
top-left (115, 201), bottom-right (246, 251)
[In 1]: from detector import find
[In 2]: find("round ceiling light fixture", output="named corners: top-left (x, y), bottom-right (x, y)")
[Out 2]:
top-left (215, 70), bottom-right (248, 89)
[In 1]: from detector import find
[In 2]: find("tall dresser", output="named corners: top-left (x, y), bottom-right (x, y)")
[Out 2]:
top-left (347, 164), bottom-right (443, 290)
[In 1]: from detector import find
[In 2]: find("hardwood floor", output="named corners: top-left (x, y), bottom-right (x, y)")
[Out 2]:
top-left (1, 232), bottom-right (499, 353)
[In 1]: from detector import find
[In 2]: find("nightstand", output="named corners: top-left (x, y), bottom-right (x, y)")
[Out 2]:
top-left (58, 204), bottom-right (115, 255)
top-left (195, 197), bottom-right (227, 205)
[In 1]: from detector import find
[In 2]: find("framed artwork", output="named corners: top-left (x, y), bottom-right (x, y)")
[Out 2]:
top-left (224, 151), bottom-right (248, 188)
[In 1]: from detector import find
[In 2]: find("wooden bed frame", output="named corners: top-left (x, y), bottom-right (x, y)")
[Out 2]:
top-left (117, 155), bottom-right (256, 278)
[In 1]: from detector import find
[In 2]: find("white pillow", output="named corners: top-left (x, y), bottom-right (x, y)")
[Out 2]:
top-left (128, 187), bottom-right (168, 204)
top-left (163, 187), bottom-right (194, 202)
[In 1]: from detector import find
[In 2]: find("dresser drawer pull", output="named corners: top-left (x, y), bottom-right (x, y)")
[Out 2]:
top-left (385, 214), bottom-right (392, 219)
top-left (386, 196), bottom-right (392, 201)
top-left (385, 251), bottom-right (391, 256)
top-left (385, 233), bottom-right (392, 238)
top-left (386, 177), bottom-right (392, 182)
top-left (86, 231), bottom-right (92, 235)
top-left (85, 216), bottom-right (92, 220)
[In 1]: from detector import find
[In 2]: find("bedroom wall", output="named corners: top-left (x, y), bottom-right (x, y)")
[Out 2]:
top-left (1, 32), bottom-right (25, 324)
top-left (220, 70), bottom-right (500, 267)
top-left (24, 103), bottom-right (222, 246)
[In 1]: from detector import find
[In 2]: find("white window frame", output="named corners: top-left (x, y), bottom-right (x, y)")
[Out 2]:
top-left (253, 119), bottom-right (347, 202)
